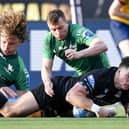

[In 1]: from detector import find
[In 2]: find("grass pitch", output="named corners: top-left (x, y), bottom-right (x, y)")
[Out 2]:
top-left (0, 103), bottom-right (128, 129)
top-left (0, 117), bottom-right (128, 129)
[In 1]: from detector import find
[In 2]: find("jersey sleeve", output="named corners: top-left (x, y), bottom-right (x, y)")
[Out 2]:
top-left (74, 25), bottom-right (98, 46)
top-left (78, 70), bottom-right (96, 97)
top-left (15, 57), bottom-right (30, 90)
top-left (42, 32), bottom-right (54, 59)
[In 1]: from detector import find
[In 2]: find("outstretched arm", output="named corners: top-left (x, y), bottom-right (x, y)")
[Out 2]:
top-left (66, 82), bottom-right (116, 117)
top-left (65, 38), bottom-right (108, 60)
top-left (41, 58), bottom-right (55, 97)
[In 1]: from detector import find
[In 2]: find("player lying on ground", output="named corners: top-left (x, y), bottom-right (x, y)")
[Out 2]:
top-left (0, 57), bottom-right (129, 117)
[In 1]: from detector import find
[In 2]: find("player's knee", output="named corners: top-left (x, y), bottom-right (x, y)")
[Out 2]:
top-left (3, 108), bottom-right (18, 117)
top-left (0, 106), bottom-right (11, 117)
top-left (1, 103), bottom-right (19, 117)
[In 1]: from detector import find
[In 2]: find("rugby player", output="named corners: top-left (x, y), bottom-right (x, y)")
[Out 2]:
top-left (109, 0), bottom-right (129, 57)
top-left (0, 57), bottom-right (129, 117)
top-left (0, 10), bottom-right (30, 97)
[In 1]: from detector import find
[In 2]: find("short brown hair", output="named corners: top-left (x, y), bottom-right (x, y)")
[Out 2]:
top-left (0, 9), bottom-right (27, 43)
top-left (47, 9), bottom-right (66, 24)
top-left (119, 56), bottom-right (129, 68)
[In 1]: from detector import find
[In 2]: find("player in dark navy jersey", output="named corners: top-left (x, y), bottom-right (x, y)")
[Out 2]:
top-left (72, 67), bottom-right (128, 117)
top-left (0, 57), bottom-right (129, 117)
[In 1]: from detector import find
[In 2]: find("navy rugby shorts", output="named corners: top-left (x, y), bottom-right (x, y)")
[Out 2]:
top-left (110, 20), bottom-right (129, 44)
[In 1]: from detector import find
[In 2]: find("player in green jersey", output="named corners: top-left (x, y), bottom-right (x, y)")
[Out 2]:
top-left (41, 9), bottom-right (110, 117)
top-left (0, 57), bottom-right (129, 118)
top-left (41, 9), bottom-right (109, 97)
top-left (0, 9), bottom-right (30, 98)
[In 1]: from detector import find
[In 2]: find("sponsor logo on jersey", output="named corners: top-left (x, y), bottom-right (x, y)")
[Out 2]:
top-left (58, 46), bottom-right (67, 51)
top-left (7, 64), bottom-right (14, 72)
top-left (87, 74), bottom-right (95, 88)
top-left (4, 64), bottom-right (14, 74)
top-left (82, 30), bottom-right (94, 39)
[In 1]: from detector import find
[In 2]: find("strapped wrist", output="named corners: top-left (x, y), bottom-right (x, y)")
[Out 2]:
top-left (91, 104), bottom-right (100, 113)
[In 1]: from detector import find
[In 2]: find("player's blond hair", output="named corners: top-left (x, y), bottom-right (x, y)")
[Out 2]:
top-left (0, 9), bottom-right (27, 43)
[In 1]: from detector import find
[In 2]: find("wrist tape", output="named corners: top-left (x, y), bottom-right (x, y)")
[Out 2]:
top-left (91, 104), bottom-right (100, 113)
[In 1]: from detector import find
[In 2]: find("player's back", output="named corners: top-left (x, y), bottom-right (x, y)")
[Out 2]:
top-left (52, 76), bottom-right (79, 98)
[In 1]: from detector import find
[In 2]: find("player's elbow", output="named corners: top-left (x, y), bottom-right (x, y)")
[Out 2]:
top-left (100, 41), bottom-right (108, 52)
top-left (108, 7), bottom-right (116, 17)
top-left (104, 44), bottom-right (108, 51)
top-left (108, 8), bottom-right (112, 16)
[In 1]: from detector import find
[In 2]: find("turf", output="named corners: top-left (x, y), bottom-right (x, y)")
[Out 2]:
top-left (0, 118), bottom-right (128, 129)
top-left (0, 103), bottom-right (127, 129)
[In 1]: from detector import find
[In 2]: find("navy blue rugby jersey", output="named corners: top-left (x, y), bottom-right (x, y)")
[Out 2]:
top-left (79, 67), bottom-right (129, 106)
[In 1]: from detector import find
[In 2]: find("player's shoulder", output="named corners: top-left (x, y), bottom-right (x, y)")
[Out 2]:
top-left (17, 55), bottom-right (24, 64)
top-left (17, 56), bottom-right (28, 71)
top-left (94, 67), bottom-right (117, 76)
top-left (93, 67), bottom-right (118, 83)
top-left (69, 24), bottom-right (91, 37)
top-left (81, 67), bottom-right (117, 80)
top-left (70, 24), bottom-right (86, 32)
top-left (70, 24), bottom-right (97, 40)
top-left (44, 32), bottom-right (52, 39)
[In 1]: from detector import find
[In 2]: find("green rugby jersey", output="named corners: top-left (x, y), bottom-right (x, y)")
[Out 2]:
top-left (0, 49), bottom-right (30, 90)
top-left (42, 24), bottom-right (109, 76)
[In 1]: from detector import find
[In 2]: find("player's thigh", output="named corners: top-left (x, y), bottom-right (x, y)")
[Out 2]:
top-left (14, 91), bottom-right (40, 115)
